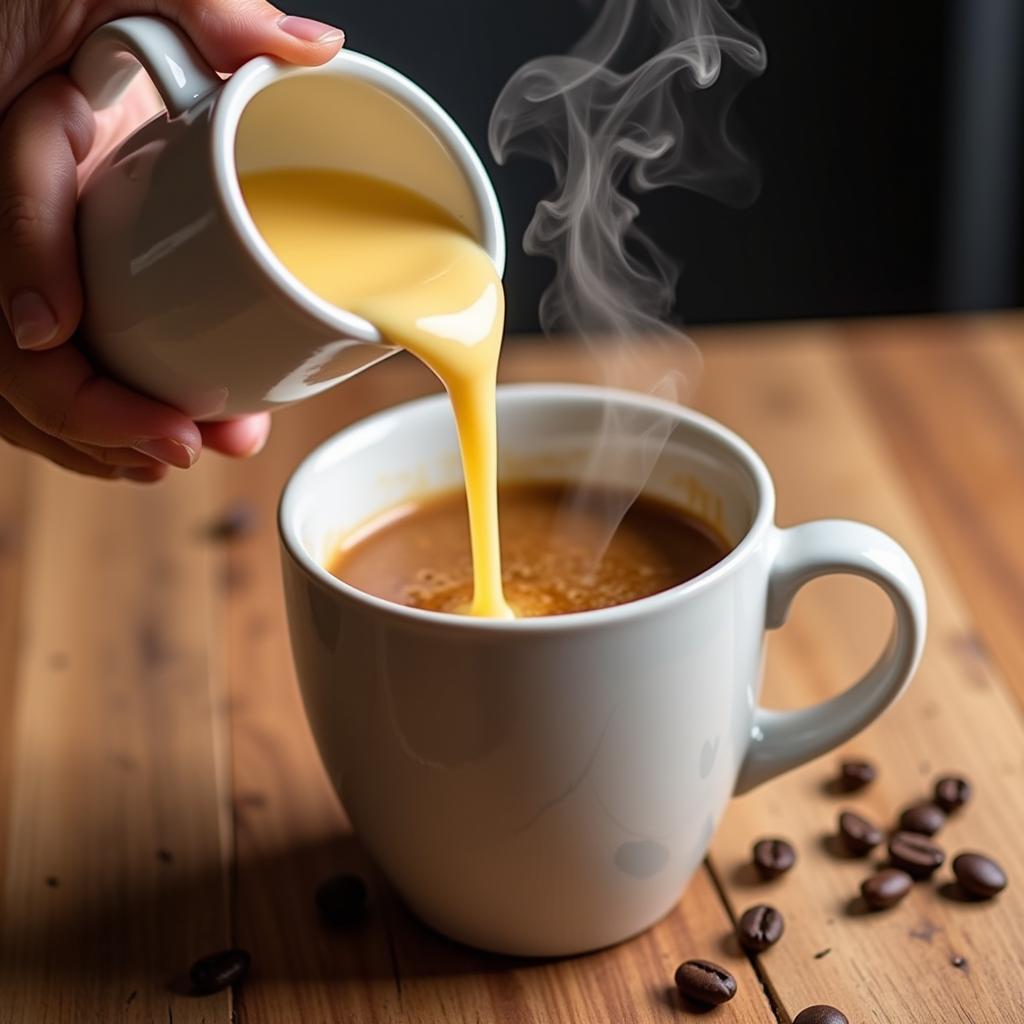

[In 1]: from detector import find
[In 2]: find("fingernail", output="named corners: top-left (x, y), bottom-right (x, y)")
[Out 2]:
top-left (8, 291), bottom-right (59, 350)
top-left (133, 438), bottom-right (198, 469)
top-left (245, 423), bottom-right (270, 456)
top-left (277, 15), bottom-right (345, 44)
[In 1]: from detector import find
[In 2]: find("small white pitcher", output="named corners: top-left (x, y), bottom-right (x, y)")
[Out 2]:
top-left (70, 17), bottom-right (505, 419)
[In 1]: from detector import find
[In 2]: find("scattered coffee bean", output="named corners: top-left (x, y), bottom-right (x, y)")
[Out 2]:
top-left (752, 837), bottom-right (796, 879)
top-left (202, 502), bottom-right (258, 543)
top-left (838, 759), bottom-right (876, 792)
top-left (934, 776), bottom-right (971, 814)
top-left (838, 810), bottom-right (883, 855)
top-left (793, 1006), bottom-right (849, 1024)
top-left (888, 831), bottom-right (945, 879)
top-left (737, 904), bottom-right (784, 953)
top-left (952, 852), bottom-right (1007, 899)
top-left (860, 868), bottom-right (913, 910)
top-left (315, 873), bottom-right (368, 926)
top-left (898, 802), bottom-right (946, 836)
top-left (673, 959), bottom-right (737, 1007)
top-left (189, 949), bottom-right (251, 995)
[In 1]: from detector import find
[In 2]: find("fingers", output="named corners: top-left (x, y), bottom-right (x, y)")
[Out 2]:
top-left (0, 75), bottom-right (94, 351)
top-left (0, 398), bottom-right (166, 483)
top-left (0, 334), bottom-right (202, 466)
top-left (157, 0), bottom-right (345, 73)
top-left (200, 413), bottom-right (271, 458)
top-left (0, 0), bottom-right (345, 121)
top-left (71, 440), bottom-right (172, 470)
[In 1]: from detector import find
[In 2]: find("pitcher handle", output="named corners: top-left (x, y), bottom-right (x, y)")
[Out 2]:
top-left (70, 16), bottom-right (220, 117)
top-left (734, 521), bottom-right (927, 794)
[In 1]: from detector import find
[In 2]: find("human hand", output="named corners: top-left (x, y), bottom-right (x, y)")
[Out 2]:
top-left (0, 0), bottom-right (345, 480)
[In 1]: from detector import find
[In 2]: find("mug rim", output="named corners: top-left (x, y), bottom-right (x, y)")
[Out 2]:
top-left (278, 383), bottom-right (777, 634)
top-left (207, 49), bottom-right (507, 344)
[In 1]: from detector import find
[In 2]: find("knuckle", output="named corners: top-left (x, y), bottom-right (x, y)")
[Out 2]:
top-left (12, 375), bottom-right (71, 440)
top-left (57, 372), bottom-right (102, 443)
top-left (0, 354), bottom-right (70, 440)
top-left (0, 191), bottom-right (51, 249)
top-left (43, 401), bottom-right (71, 441)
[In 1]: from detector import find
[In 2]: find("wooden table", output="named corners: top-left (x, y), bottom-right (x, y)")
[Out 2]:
top-left (1, 314), bottom-right (1022, 1023)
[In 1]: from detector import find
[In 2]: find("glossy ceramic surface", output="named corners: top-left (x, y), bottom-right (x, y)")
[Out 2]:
top-left (71, 17), bottom-right (505, 418)
top-left (279, 385), bottom-right (927, 955)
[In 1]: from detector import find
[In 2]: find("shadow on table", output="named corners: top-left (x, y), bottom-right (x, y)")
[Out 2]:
top-left (0, 831), bottom-right (554, 990)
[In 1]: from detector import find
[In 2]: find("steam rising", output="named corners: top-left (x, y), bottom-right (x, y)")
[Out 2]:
top-left (489, 0), bottom-right (766, 555)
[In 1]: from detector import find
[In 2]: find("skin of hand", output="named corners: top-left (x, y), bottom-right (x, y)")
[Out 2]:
top-left (0, 0), bottom-right (345, 481)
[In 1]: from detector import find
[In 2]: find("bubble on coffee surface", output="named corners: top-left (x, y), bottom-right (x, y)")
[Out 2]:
top-left (397, 517), bottom-right (723, 618)
top-left (402, 545), bottom-right (690, 618)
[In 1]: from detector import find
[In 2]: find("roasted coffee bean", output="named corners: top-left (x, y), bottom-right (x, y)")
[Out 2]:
top-left (898, 802), bottom-right (946, 836)
top-left (888, 831), bottom-right (945, 879)
top-left (737, 904), bottom-right (784, 952)
top-left (315, 874), bottom-right (368, 926)
top-left (952, 852), bottom-right (1007, 899)
top-left (674, 959), bottom-right (737, 1006)
top-left (860, 867), bottom-right (913, 910)
top-left (793, 1006), bottom-right (849, 1024)
top-left (190, 949), bottom-right (251, 995)
top-left (838, 810), bottom-right (883, 855)
top-left (838, 759), bottom-right (876, 791)
top-left (752, 837), bottom-right (796, 879)
top-left (934, 776), bottom-right (971, 814)
top-left (202, 501), bottom-right (258, 543)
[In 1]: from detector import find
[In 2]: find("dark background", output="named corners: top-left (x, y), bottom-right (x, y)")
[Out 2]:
top-left (298, 0), bottom-right (1024, 332)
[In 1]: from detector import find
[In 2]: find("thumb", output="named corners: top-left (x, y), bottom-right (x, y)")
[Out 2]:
top-left (158, 0), bottom-right (345, 73)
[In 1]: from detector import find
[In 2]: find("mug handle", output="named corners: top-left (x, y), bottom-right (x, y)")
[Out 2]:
top-left (70, 16), bottom-right (220, 118)
top-left (734, 520), bottom-right (927, 794)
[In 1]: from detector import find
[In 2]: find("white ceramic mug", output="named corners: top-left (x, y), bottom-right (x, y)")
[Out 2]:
top-left (279, 385), bottom-right (927, 956)
top-left (70, 17), bottom-right (505, 419)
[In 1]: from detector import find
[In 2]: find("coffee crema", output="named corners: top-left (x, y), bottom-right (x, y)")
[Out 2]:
top-left (241, 168), bottom-right (512, 618)
top-left (329, 481), bottom-right (730, 618)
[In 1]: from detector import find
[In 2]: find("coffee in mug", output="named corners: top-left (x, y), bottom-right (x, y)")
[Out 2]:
top-left (328, 481), bottom-right (731, 617)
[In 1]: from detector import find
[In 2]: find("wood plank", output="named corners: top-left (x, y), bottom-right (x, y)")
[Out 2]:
top-left (220, 354), bottom-right (775, 1023)
top-left (844, 314), bottom-right (1024, 706)
top-left (695, 332), bottom-right (1024, 1023)
top-left (0, 444), bottom-right (31, 968)
top-left (4, 314), bottom-right (1022, 1022)
top-left (0, 459), bottom-right (234, 1023)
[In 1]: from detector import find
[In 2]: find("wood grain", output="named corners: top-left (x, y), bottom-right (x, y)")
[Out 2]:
top-left (1, 316), bottom-right (1023, 1023)
top-left (845, 315), bottom-right (1024, 705)
top-left (0, 462), bottom-right (234, 1023)
top-left (0, 445), bottom-right (29, 972)
top-left (699, 332), bottom-right (1024, 1023)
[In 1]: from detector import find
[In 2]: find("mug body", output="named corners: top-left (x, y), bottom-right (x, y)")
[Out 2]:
top-left (279, 385), bottom-right (776, 956)
top-left (78, 50), bottom-right (506, 419)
